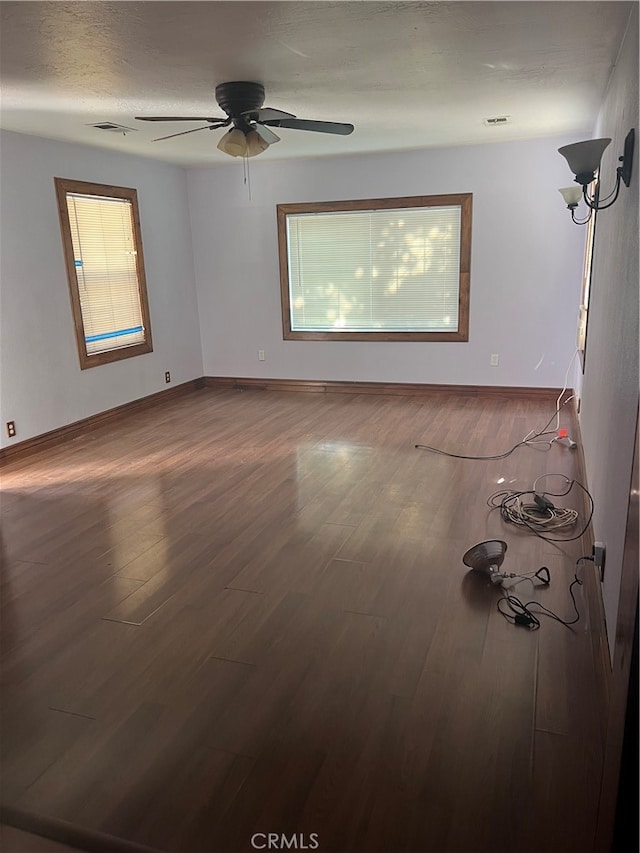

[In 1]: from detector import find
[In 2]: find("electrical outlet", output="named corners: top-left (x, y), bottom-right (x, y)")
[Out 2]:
top-left (6, 421), bottom-right (16, 438)
top-left (593, 541), bottom-right (606, 581)
top-left (165, 371), bottom-right (171, 383)
top-left (490, 354), bottom-right (499, 367)
top-left (258, 350), bottom-right (265, 362)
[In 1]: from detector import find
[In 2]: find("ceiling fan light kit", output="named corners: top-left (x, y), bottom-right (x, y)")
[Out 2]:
top-left (136, 81), bottom-right (354, 159)
top-left (216, 128), bottom-right (269, 158)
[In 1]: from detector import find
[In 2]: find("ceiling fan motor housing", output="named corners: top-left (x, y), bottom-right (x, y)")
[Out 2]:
top-left (215, 82), bottom-right (265, 118)
top-left (135, 81), bottom-right (353, 148)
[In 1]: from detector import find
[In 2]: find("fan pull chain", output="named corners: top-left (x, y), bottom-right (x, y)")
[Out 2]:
top-left (243, 154), bottom-right (252, 200)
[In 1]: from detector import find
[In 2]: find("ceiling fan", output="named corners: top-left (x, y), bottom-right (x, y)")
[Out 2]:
top-left (135, 81), bottom-right (354, 158)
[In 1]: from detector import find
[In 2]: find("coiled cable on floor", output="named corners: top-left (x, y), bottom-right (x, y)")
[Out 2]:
top-left (486, 474), bottom-right (593, 543)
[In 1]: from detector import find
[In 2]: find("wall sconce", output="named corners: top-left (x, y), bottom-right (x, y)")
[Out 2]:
top-left (558, 128), bottom-right (635, 223)
top-left (558, 185), bottom-right (594, 224)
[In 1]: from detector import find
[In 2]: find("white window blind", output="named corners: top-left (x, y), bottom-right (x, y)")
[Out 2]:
top-left (66, 192), bottom-right (147, 355)
top-left (285, 206), bottom-right (462, 333)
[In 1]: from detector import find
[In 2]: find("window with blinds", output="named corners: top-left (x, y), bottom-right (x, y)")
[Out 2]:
top-left (277, 194), bottom-right (472, 342)
top-left (55, 178), bottom-right (153, 369)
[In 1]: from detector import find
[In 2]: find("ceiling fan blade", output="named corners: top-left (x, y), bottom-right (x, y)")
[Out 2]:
top-left (263, 119), bottom-right (354, 135)
top-left (152, 125), bottom-right (215, 142)
top-left (253, 123), bottom-right (281, 144)
top-left (242, 107), bottom-right (296, 122)
top-left (136, 116), bottom-right (227, 123)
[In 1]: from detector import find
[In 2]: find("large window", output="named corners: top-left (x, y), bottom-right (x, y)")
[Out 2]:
top-left (277, 193), bottom-right (472, 341)
top-left (55, 178), bottom-right (153, 369)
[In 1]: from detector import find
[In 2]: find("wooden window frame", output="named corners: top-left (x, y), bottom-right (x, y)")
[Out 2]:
top-left (277, 193), bottom-right (472, 342)
top-left (55, 177), bottom-right (153, 370)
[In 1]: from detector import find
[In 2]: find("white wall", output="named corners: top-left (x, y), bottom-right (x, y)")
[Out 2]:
top-left (578, 6), bottom-right (639, 657)
top-left (0, 130), bottom-right (203, 449)
top-left (0, 127), bottom-right (593, 454)
top-left (188, 135), bottom-right (586, 387)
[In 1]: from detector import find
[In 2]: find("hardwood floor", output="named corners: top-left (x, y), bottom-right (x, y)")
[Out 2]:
top-left (1, 824), bottom-right (85, 852)
top-left (0, 388), bottom-right (604, 853)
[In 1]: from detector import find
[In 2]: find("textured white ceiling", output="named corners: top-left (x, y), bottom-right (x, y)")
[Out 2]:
top-left (0, 1), bottom-right (634, 166)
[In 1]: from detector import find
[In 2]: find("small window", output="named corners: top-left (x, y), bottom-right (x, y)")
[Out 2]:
top-left (55, 178), bottom-right (153, 369)
top-left (277, 193), bottom-right (472, 342)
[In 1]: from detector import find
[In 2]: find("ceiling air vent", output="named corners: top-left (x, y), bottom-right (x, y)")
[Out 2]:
top-left (88, 122), bottom-right (137, 134)
top-left (484, 116), bottom-right (510, 127)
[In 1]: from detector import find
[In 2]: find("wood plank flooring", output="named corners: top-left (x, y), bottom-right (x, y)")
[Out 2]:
top-left (1, 824), bottom-right (85, 852)
top-left (0, 388), bottom-right (604, 853)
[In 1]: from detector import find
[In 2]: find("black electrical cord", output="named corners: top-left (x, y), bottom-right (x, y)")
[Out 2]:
top-left (413, 435), bottom-right (550, 461)
top-left (497, 595), bottom-right (541, 629)
top-left (414, 397), bottom-right (572, 461)
top-left (497, 557), bottom-right (591, 629)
